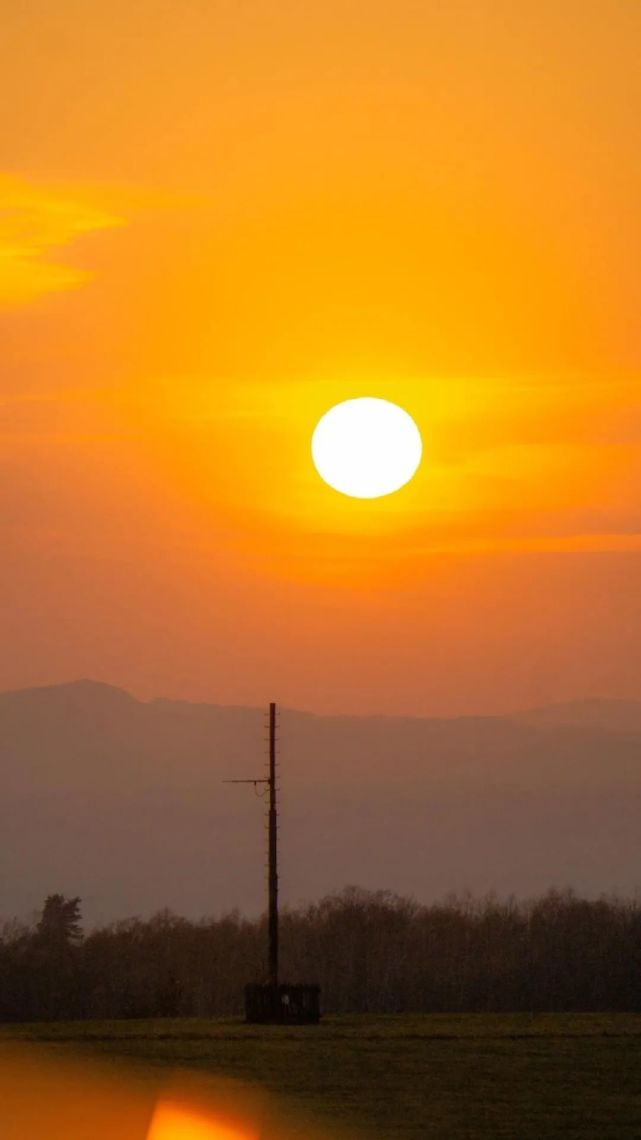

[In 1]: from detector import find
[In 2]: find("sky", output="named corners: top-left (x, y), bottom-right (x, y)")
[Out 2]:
top-left (1, 0), bottom-right (640, 716)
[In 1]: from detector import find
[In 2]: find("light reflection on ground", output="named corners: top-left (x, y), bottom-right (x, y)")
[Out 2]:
top-left (146, 1099), bottom-right (258, 1140)
top-left (0, 1044), bottom-right (343, 1140)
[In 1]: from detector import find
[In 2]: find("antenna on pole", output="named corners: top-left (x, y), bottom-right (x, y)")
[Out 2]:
top-left (224, 701), bottom-right (320, 1024)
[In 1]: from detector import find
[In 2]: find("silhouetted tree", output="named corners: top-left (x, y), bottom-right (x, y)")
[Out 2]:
top-left (29, 894), bottom-right (84, 1019)
top-left (3, 887), bottom-right (641, 1020)
top-left (37, 894), bottom-right (82, 946)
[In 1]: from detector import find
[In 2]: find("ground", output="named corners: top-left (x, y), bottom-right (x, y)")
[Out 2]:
top-left (2, 1014), bottom-right (641, 1139)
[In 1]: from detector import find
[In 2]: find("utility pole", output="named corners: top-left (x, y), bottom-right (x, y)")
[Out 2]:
top-left (224, 701), bottom-right (279, 988)
top-left (225, 702), bottom-right (320, 1022)
top-left (267, 701), bottom-right (279, 987)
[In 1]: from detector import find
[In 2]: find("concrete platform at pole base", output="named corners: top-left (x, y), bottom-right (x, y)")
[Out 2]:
top-left (244, 983), bottom-right (321, 1024)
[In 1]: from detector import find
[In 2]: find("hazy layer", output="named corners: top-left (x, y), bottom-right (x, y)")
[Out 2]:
top-left (2, 680), bottom-right (640, 927)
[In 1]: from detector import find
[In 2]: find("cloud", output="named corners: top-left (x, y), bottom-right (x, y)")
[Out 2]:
top-left (0, 175), bottom-right (124, 305)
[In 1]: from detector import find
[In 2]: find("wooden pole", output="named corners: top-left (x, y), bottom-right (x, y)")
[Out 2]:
top-left (268, 701), bottom-right (279, 988)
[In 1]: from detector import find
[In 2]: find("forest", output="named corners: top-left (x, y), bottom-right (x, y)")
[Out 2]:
top-left (1, 886), bottom-right (640, 1021)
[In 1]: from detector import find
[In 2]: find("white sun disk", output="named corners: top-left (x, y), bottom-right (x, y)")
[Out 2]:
top-left (311, 397), bottom-right (422, 499)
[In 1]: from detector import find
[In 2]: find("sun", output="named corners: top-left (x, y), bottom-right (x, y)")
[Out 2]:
top-left (311, 397), bottom-right (422, 499)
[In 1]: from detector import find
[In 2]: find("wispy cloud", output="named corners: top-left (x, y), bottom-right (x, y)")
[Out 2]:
top-left (0, 175), bottom-right (124, 304)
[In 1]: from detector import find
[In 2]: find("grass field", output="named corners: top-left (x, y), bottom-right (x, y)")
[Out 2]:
top-left (2, 1014), bottom-right (641, 1139)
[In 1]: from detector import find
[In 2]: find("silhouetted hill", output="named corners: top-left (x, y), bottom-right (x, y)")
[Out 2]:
top-left (1, 681), bottom-right (640, 926)
top-left (514, 698), bottom-right (641, 734)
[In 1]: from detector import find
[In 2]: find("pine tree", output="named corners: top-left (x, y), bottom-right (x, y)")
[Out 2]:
top-left (37, 894), bottom-right (83, 946)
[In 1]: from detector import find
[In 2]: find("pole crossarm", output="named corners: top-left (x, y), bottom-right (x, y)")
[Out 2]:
top-left (223, 778), bottom-right (269, 784)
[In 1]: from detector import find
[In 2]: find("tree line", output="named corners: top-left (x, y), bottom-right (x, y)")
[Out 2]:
top-left (1, 886), bottom-right (640, 1021)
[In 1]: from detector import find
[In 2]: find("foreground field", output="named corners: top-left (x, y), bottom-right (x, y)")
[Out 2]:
top-left (2, 1014), bottom-right (641, 1139)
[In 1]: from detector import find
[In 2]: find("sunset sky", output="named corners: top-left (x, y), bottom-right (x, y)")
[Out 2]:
top-left (2, 0), bottom-right (640, 715)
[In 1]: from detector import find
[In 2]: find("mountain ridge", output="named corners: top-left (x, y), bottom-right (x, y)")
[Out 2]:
top-left (4, 678), bottom-right (641, 729)
top-left (2, 679), bottom-right (641, 927)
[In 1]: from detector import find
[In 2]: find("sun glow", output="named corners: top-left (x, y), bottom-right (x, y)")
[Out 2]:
top-left (311, 397), bottom-right (423, 499)
top-left (146, 1100), bottom-right (257, 1140)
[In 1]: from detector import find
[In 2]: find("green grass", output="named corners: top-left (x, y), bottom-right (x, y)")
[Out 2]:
top-left (3, 1014), bottom-right (641, 1139)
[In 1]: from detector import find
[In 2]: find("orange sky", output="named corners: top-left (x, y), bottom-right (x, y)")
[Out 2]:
top-left (1, 0), bottom-right (640, 714)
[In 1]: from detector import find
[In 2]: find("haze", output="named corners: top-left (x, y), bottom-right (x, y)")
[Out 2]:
top-left (2, 680), bottom-right (641, 926)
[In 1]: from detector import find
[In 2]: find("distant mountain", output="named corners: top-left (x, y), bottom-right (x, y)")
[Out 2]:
top-left (1, 681), bottom-right (641, 927)
top-left (513, 698), bottom-right (641, 734)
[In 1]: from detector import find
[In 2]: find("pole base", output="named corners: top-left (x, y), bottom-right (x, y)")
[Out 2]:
top-left (244, 983), bottom-right (321, 1024)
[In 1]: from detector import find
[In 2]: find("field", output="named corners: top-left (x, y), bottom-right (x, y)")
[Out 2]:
top-left (2, 1014), bottom-right (641, 1139)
